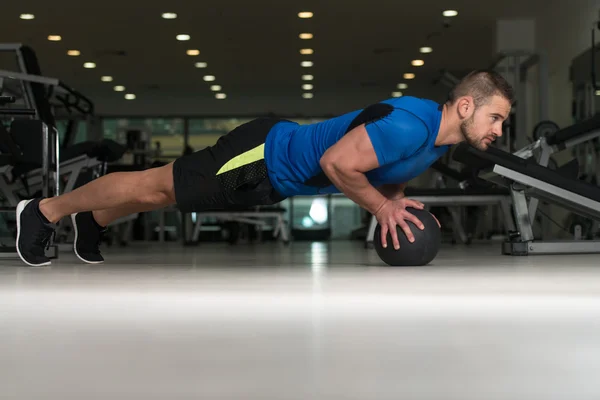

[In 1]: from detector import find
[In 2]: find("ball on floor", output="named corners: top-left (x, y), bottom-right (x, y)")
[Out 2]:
top-left (373, 208), bottom-right (441, 266)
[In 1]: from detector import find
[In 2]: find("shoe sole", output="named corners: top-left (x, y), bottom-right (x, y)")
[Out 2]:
top-left (71, 213), bottom-right (104, 264)
top-left (16, 199), bottom-right (51, 267)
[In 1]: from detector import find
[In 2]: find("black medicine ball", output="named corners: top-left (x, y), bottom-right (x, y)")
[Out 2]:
top-left (373, 208), bottom-right (441, 266)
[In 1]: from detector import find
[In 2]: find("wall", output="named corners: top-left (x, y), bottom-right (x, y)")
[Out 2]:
top-left (535, 0), bottom-right (600, 126)
top-left (529, 0), bottom-right (600, 237)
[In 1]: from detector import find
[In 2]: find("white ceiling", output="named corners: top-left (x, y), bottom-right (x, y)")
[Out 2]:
top-left (0, 0), bottom-right (551, 116)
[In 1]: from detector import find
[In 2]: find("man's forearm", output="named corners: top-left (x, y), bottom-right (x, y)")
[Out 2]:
top-left (322, 163), bottom-right (387, 215)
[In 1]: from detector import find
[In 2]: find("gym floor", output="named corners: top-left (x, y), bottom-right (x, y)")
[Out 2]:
top-left (1, 241), bottom-right (600, 399)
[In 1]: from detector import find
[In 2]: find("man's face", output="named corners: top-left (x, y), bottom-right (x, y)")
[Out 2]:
top-left (461, 95), bottom-right (511, 150)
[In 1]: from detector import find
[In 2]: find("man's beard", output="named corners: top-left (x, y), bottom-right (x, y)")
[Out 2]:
top-left (460, 116), bottom-right (487, 150)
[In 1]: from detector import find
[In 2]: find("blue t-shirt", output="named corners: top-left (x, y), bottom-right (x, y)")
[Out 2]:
top-left (264, 96), bottom-right (450, 197)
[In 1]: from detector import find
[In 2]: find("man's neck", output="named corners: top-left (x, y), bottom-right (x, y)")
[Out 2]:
top-left (435, 103), bottom-right (464, 146)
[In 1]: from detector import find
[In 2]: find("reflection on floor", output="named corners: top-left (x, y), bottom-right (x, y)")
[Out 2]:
top-left (1, 241), bottom-right (600, 400)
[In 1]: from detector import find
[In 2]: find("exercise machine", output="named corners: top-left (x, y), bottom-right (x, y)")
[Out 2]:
top-left (453, 128), bottom-right (600, 255)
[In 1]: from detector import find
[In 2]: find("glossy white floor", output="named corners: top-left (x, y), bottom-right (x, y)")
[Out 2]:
top-left (1, 240), bottom-right (600, 400)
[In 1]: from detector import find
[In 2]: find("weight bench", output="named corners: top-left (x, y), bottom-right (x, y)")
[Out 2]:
top-left (190, 207), bottom-right (290, 244)
top-left (453, 142), bottom-right (600, 255)
top-left (365, 187), bottom-right (515, 246)
top-left (512, 114), bottom-right (600, 219)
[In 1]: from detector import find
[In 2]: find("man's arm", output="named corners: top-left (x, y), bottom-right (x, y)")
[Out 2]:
top-left (319, 123), bottom-right (389, 215)
top-left (377, 183), bottom-right (406, 200)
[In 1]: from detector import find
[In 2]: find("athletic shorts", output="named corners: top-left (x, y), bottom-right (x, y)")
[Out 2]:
top-left (172, 117), bottom-right (287, 212)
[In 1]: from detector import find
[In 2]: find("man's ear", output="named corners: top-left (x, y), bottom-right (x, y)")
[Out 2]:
top-left (456, 96), bottom-right (474, 119)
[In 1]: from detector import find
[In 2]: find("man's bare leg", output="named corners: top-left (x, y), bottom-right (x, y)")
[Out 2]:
top-left (39, 162), bottom-right (176, 224)
top-left (91, 201), bottom-right (174, 228)
top-left (16, 162), bottom-right (177, 266)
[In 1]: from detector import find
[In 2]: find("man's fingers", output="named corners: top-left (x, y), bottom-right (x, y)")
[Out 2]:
top-left (397, 219), bottom-right (414, 243)
top-left (432, 213), bottom-right (441, 227)
top-left (380, 223), bottom-right (389, 248)
top-left (404, 199), bottom-right (425, 209)
top-left (388, 220), bottom-right (400, 250)
top-left (404, 212), bottom-right (424, 230)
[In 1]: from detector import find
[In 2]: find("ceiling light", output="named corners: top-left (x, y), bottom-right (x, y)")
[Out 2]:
top-left (176, 34), bottom-right (190, 41)
top-left (162, 12), bottom-right (177, 19)
top-left (125, 94), bottom-right (136, 100)
top-left (83, 62), bottom-right (96, 68)
top-left (301, 61), bottom-right (313, 67)
top-left (443, 10), bottom-right (458, 17)
top-left (203, 75), bottom-right (216, 81)
top-left (114, 85), bottom-right (126, 92)
top-left (20, 14), bottom-right (35, 20)
top-left (195, 62), bottom-right (208, 68)
top-left (403, 73), bottom-right (415, 79)
top-left (210, 85), bottom-right (222, 91)
top-left (215, 93), bottom-right (227, 99)
top-left (596, 90), bottom-right (600, 96)
top-left (302, 75), bottom-right (314, 81)
top-left (48, 35), bottom-right (62, 41)
top-left (411, 59), bottom-right (425, 66)
top-left (420, 46), bottom-right (433, 53)
top-left (187, 49), bottom-right (200, 56)
top-left (302, 84), bottom-right (313, 90)
top-left (67, 50), bottom-right (81, 56)
top-left (397, 83), bottom-right (408, 89)
top-left (101, 76), bottom-right (113, 82)
top-left (302, 93), bottom-right (314, 99)
top-left (300, 48), bottom-right (314, 55)
top-left (392, 91), bottom-right (403, 98)
top-left (298, 12), bottom-right (313, 18)
top-left (299, 33), bottom-right (313, 39)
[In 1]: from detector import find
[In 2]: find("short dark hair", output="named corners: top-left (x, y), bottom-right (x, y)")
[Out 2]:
top-left (446, 69), bottom-right (515, 107)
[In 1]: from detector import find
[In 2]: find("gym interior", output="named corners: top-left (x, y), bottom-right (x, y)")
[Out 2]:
top-left (2, 1), bottom-right (600, 398)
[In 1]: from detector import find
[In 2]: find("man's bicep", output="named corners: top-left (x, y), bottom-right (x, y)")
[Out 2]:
top-left (320, 123), bottom-right (380, 172)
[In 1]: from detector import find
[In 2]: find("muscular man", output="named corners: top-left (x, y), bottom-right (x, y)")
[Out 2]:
top-left (15, 69), bottom-right (513, 266)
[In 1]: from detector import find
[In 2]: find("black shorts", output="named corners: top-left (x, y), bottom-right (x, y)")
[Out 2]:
top-left (172, 117), bottom-right (287, 212)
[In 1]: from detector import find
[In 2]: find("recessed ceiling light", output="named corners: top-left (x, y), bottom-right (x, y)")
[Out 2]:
top-left (302, 75), bottom-right (314, 81)
top-left (176, 34), bottom-right (191, 41)
top-left (162, 12), bottom-right (177, 19)
top-left (215, 93), bottom-right (227, 99)
top-left (203, 75), bottom-right (216, 81)
top-left (67, 50), bottom-right (81, 56)
top-left (125, 94), bottom-right (136, 100)
top-left (403, 73), bottom-right (415, 79)
top-left (114, 85), bottom-right (126, 92)
top-left (195, 62), bottom-right (208, 68)
top-left (302, 93), bottom-right (314, 99)
top-left (302, 84), bottom-right (313, 90)
top-left (443, 10), bottom-right (458, 17)
top-left (298, 11), bottom-right (313, 18)
top-left (299, 33), bottom-right (313, 39)
top-left (300, 48), bottom-right (314, 55)
top-left (411, 59), bottom-right (424, 66)
top-left (392, 91), bottom-right (403, 97)
top-left (48, 35), bottom-right (62, 41)
top-left (397, 83), bottom-right (408, 89)
top-left (20, 14), bottom-right (35, 20)
top-left (301, 61), bottom-right (313, 67)
top-left (210, 85), bottom-right (222, 91)
top-left (83, 62), bottom-right (96, 68)
top-left (187, 49), bottom-right (200, 56)
top-left (101, 76), bottom-right (113, 82)
top-left (420, 47), bottom-right (433, 53)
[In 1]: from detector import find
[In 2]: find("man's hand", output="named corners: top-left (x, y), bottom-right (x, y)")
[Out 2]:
top-left (374, 197), bottom-right (426, 250)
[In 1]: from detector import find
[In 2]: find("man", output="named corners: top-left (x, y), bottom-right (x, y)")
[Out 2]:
top-left (15, 69), bottom-right (513, 266)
